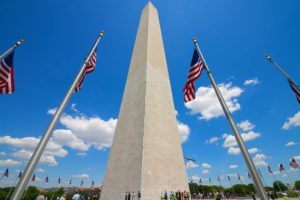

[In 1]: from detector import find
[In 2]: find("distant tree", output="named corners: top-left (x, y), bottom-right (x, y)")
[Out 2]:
top-left (273, 181), bottom-right (288, 192)
top-left (295, 180), bottom-right (300, 190)
top-left (23, 186), bottom-right (39, 200)
top-left (56, 187), bottom-right (64, 197)
top-left (0, 190), bottom-right (8, 200)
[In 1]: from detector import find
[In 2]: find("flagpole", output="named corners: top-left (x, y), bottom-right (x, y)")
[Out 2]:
top-left (5, 176), bottom-right (19, 200)
top-left (228, 178), bottom-right (236, 198)
top-left (0, 39), bottom-right (24, 60)
top-left (285, 172), bottom-right (300, 198)
top-left (192, 38), bottom-right (268, 200)
top-left (10, 31), bottom-right (104, 200)
top-left (264, 54), bottom-right (300, 91)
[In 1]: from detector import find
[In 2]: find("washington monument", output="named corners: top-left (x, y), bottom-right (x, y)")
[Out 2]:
top-left (100, 2), bottom-right (189, 200)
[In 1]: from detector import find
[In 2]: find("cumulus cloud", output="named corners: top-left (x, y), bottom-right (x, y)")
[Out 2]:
top-left (47, 108), bottom-right (57, 115)
top-left (191, 175), bottom-right (201, 183)
top-left (178, 122), bottom-right (190, 143)
top-left (223, 131), bottom-right (260, 147)
top-left (249, 148), bottom-right (259, 154)
top-left (244, 78), bottom-right (260, 86)
top-left (36, 168), bottom-right (45, 173)
top-left (253, 154), bottom-right (268, 167)
top-left (0, 152), bottom-right (5, 156)
top-left (201, 169), bottom-right (210, 174)
top-left (201, 163), bottom-right (212, 168)
top-left (72, 174), bottom-right (89, 179)
top-left (0, 159), bottom-right (21, 166)
top-left (205, 136), bottom-right (219, 144)
top-left (52, 129), bottom-right (90, 151)
top-left (294, 155), bottom-right (300, 161)
top-left (282, 111), bottom-right (300, 130)
top-left (58, 113), bottom-right (117, 150)
top-left (77, 152), bottom-right (87, 157)
top-left (185, 83), bottom-right (243, 120)
top-left (229, 164), bottom-right (238, 169)
top-left (186, 161), bottom-right (199, 169)
top-left (228, 147), bottom-right (241, 155)
top-left (286, 141), bottom-right (298, 147)
top-left (237, 120), bottom-right (255, 132)
top-left (12, 149), bottom-right (58, 166)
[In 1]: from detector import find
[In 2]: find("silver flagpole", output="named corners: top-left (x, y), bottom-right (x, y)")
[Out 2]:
top-left (264, 54), bottom-right (300, 91)
top-left (0, 39), bottom-right (24, 60)
top-left (192, 37), bottom-right (268, 200)
top-left (10, 31), bottom-right (104, 200)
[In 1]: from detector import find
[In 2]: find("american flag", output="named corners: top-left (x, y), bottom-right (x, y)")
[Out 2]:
top-left (183, 49), bottom-right (205, 102)
top-left (289, 81), bottom-right (300, 104)
top-left (217, 176), bottom-right (221, 182)
top-left (75, 49), bottom-right (97, 92)
top-left (268, 166), bottom-right (273, 174)
top-left (209, 177), bottom-right (212, 184)
top-left (290, 158), bottom-right (299, 169)
top-left (91, 180), bottom-right (95, 186)
top-left (3, 168), bottom-right (9, 177)
top-left (80, 180), bottom-right (84, 186)
top-left (227, 176), bottom-right (231, 181)
top-left (0, 51), bottom-right (15, 94)
top-left (69, 179), bottom-right (72, 185)
top-left (237, 174), bottom-right (241, 181)
top-left (18, 171), bottom-right (22, 178)
top-left (58, 177), bottom-right (61, 184)
top-left (279, 163), bottom-right (285, 172)
top-left (32, 174), bottom-right (36, 181)
top-left (45, 176), bottom-right (49, 183)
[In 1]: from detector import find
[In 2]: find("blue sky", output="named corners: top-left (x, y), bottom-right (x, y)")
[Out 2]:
top-left (1, 0), bottom-right (300, 188)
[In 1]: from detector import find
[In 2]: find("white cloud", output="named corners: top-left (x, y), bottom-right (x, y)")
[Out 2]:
top-left (71, 103), bottom-right (79, 113)
top-left (222, 134), bottom-right (229, 139)
top-left (58, 113), bottom-right (117, 150)
top-left (229, 164), bottom-right (238, 169)
top-left (282, 111), bottom-right (300, 130)
top-left (191, 175), bottom-right (201, 183)
top-left (0, 159), bottom-right (21, 166)
top-left (228, 147), bottom-right (240, 155)
top-left (244, 78), bottom-right (260, 86)
top-left (178, 122), bottom-right (190, 143)
top-left (223, 131), bottom-right (260, 147)
top-left (35, 168), bottom-right (45, 173)
top-left (186, 160), bottom-right (199, 169)
top-left (52, 129), bottom-right (90, 151)
top-left (294, 155), bottom-right (300, 161)
top-left (12, 149), bottom-right (58, 166)
top-left (77, 152), bottom-right (87, 157)
top-left (0, 152), bottom-right (5, 156)
top-left (253, 154), bottom-right (267, 160)
top-left (201, 169), bottom-right (210, 174)
top-left (237, 120), bottom-right (255, 132)
top-left (253, 154), bottom-right (268, 167)
top-left (201, 163), bottom-right (212, 168)
top-left (72, 174), bottom-right (89, 179)
top-left (249, 148), bottom-right (259, 154)
top-left (185, 83), bottom-right (243, 120)
top-left (286, 141), bottom-right (298, 147)
top-left (205, 136), bottom-right (219, 144)
top-left (47, 108), bottom-right (57, 115)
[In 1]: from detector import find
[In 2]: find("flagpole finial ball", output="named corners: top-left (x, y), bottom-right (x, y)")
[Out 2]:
top-left (264, 54), bottom-right (272, 61)
top-left (192, 37), bottom-right (197, 44)
top-left (17, 39), bottom-right (24, 45)
top-left (100, 31), bottom-right (105, 37)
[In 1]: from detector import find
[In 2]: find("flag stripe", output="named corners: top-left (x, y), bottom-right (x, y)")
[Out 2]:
top-left (183, 49), bottom-right (204, 103)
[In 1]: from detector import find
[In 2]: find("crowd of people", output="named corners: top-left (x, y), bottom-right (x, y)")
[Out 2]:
top-left (160, 190), bottom-right (190, 200)
top-left (124, 191), bottom-right (141, 200)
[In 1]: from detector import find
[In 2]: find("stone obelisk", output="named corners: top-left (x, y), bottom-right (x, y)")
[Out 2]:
top-left (100, 2), bottom-right (189, 200)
